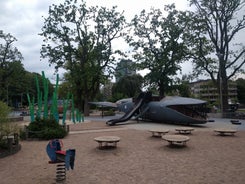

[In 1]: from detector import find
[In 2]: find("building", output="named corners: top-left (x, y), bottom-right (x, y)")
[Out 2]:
top-left (189, 80), bottom-right (237, 104)
top-left (115, 59), bottom-right (136, 82)
top-left (101, 81), bottom-right (114, 100)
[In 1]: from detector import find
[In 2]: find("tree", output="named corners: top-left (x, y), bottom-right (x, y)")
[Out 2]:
top-left (40, 0), bottom-right (126, 115)
top-left (174, 75), bottom-right (192, 97)
top-left (6, 61), bottom-right (26, 107)
top-left (126, 5), bottom-right (190, 96)
top-left (236, 78), bottom-right (245, 104)
top-left (187, 0), bottom-right (245, 112)
top-left (0, 30), bottom-right (24, 105)
top-left (112, 74), bottom-right (143, 100)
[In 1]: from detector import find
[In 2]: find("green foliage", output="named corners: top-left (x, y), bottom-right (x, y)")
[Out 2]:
top-left (19, 129), bottom-right (26, 140)
top-left (177, 80), bottom-right (191, 97)
top-left (26, 117), bottom-right (67, 140)
top-left (112, 74), bottom-right (143, 100)
top-left (190, 0), bottom-right (245, 74)
top-left (0, 31), bottom-right (54, 108)
top-left (236, 78), bottom-right (245, 104)
top-left (187, 0), bottom-right (245, 111)
top-left (127, 5), bottom-right (189, 96)
top-left (0, 101), bottom-right (20, 149)
top-left (109, 92), bottom-right (126, 103)
top-left (0, 101), bottom-right (10, 123)
top-left (0, 122), bottom-right (20, 138)
top-left (40, 0), bottom-right (127, 115)
top-left (172, 75), bottom-right (195, 97)
top-left (0, 30), bottom-right (24, 106)
top-left (103, 109), bottom-right (115, 116)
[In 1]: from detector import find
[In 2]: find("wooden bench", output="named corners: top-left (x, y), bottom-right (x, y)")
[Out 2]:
top-left (149, 129), bottom-right (169, 137)
top-left (175, 127), bottom-right (194, 134)
top-left (94, 136), bottom-right (120, 149)
top-left (214, 128), bottom-right (237, 136)
top-left (162, 135), bottom-right (190, 146)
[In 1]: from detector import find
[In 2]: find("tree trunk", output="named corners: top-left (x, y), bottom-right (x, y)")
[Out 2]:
top-left (83, 96), bottom-right (90, 116)
top-left (218, 63), bottom-right (229, 116)
top-left (75, 87), bottom-right (83, 112)
top-left (222, 79), bottom-right (229, 113)
top-left (216, 56), bottom-right (228, 116)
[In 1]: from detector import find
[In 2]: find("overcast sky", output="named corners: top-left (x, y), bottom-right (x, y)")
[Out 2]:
top-left (1, 0), bottom-right (244, 83)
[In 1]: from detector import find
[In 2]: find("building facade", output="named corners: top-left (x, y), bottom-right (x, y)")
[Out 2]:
top-left (189, 80), bottom-right (237, 104)
top-left (115, 59), bottom-right (136, 82)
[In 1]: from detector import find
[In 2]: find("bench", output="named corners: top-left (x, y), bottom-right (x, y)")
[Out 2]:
top-left (149, 129), bottom-right (169, 137)
top-left (214, 128), bottom-right (237, 136)
top-left (175, 127), bottom-right (194, 134)
top-left (230, 120), bottom-right (241, 125)
top-left (162, 135), bottom-right (190, 146)
top-left (94, 136), bottom-right (120, 149)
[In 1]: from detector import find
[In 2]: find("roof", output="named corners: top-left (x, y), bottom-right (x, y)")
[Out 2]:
top-left (89, 101), bottom-right (117, 108)
top-left (160, 96), bottom-right (207, 106)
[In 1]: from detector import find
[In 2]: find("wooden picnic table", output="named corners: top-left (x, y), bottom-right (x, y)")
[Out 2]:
top-left (175, 127), bottom-right (194, 134)
top-left (214, 128), bottom-right (237, 136)
top-left (162, 134), bottom-right (190, 146)
top-left (149, 129), bottom-right (169, 137)
top-left (94, 136), bottom-right (120, 149)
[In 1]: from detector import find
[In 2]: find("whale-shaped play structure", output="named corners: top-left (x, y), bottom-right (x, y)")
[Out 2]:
top-left (106, 92), bottom-right (208, 126)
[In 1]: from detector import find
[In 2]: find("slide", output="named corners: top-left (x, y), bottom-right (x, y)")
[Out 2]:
top-left (106, 92), bottom-right (152, 125)
top-left (107, 91), bottom-right (152, 126)
top-left (106, 98), bottom-right (144, 126)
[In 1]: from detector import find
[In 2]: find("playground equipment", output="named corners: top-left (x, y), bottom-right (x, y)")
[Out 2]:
top-left (27, 71), bottom-right (83, 125)
top-left (46, 139), bottom-right (75, 181)
top-left (106, 91), bottom-right (208, 126)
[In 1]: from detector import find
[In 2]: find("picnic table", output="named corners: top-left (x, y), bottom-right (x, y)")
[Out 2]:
top-left (149, 129), bottom-right (169, 137)
top-left (214, 128), bottom-right (237, 136)
top-left (162, 134), bottom-right (190, 146)
top-left (94, 136), bottom-right (120, 149)
top-left (175, 127), bottom-right (194, 134)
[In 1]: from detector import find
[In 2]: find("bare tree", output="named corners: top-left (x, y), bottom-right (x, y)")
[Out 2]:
top-left (188, 0), bottom-right (245, 113)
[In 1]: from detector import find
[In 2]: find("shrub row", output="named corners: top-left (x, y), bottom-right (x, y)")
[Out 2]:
top-left (26, 117), bottom-right (68, 140)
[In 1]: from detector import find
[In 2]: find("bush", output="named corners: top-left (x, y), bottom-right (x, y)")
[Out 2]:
top-left (0, 101), bottom-right (10, 123)
top-left (26, 117), bottom-right (67, 140)
top-left (103, 109), bottom-right (115, 116)
top-left (0, 101), bottom-right (19, 149)
top-left (19, 129), bottom-right (26, 140)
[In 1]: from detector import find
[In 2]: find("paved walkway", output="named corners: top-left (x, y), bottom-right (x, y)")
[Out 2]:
top-left (124, 118), bottom-right (245, 131)
top-left (21, 115), bottom-right (245, 133)
top-left (69, 127), bottom-right (128, 134)
top-left (66, 117), bottom-right (245, 135)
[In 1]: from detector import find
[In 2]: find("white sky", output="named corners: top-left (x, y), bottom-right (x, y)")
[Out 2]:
top-left (0, 0), bottom-right (244, 83)
top-left (0, 0), bottom-right (191, 83)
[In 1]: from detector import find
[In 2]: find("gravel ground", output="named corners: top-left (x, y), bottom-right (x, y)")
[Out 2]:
top-left (1, 118), bottom-right (245, 184)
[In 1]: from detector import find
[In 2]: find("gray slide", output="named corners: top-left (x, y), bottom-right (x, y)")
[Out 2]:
top-left (106, 98), bottom-right (144, 126)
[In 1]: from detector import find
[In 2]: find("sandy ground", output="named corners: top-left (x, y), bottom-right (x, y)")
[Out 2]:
top-left (1, 119), bottom-right (245, 184)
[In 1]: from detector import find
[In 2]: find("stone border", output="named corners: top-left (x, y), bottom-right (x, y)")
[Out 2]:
top-left (0, 144), bottom-right (21, 158)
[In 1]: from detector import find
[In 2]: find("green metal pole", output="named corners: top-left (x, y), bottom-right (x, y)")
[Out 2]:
top-left (35, 75), bottom-right (42, 118)
top-left (42, 71), bottom-right (49, 119)
top-left (62, 93), bottom-right (70, 125)
top-left (71, 95), bottom-right (75, 123)
top-left (27, 94), bottom-right (35, 123)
